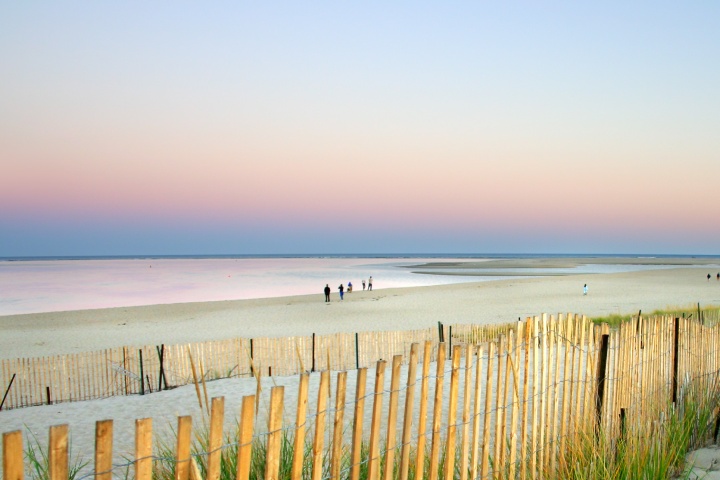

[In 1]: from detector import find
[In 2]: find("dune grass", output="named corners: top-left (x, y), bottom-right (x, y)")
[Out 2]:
top-left (591, 304), bottom-right (720, 328)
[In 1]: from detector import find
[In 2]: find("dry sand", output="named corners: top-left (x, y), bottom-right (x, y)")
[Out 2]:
top-left (2, 261), bottom-right (720, 476)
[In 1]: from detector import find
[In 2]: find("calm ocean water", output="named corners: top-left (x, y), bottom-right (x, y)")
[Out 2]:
top-left (0, 254), bottom-right (701, 316)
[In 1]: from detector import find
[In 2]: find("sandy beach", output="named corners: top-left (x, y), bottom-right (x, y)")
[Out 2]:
top-left (1, 260), bottom-right (719, 360)
top-left (2, 260), bottom-right (720, 477)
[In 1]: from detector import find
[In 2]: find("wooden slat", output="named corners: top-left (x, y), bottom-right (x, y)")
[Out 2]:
top-left (330, 371), bottom-right (347, 480)
top-left (135, 418), bottom-right (153, 480)
top-left (443, 345), bottom-right (462, 480)
top-left (470, 345), bottom-right (484, 480)
top-left (493, 335), bottom-right (506, 473)
top-left (95, 420), bottom-right (113, 480)
top-left (367, 360), bottom-right (387, 480)
top-left (3, 430), bottom-right (24, 480)
top-left (459, 344), bottom-right (473, 480)
top-left (176, 416), bottom-right (192, 480)
top-left (49, 424), bottom-right (69, 480)
top-left (428, 343), bottom-right (446, 480)
top-left (414, 341), bottom-right (432, 480)
top-left (382, 355), bottom-right (403, 480)
top-left (266, 386), bottom-right (285, 480)
top-left (480, 341), bottom-right (495, 480)
top-left (311, 373), bottom-right (329, 480)
top-left (531, 316), bottom-right (540, 479)
top-left (399, 343), bottom-right (419, 480)
top-left (291, 374), bottom-right (310, 480)
top-left (207, 397), bottom-right (225, 480)
top-left (350, 368), bottom-right (367, 480)
top-left (236, 396), bottom-right (255, 480)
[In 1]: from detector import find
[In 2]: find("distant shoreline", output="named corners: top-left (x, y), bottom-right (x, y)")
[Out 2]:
top-left (2, 265), bottom-right (720, 360)
top-left (3, 253), bottom-right (720, 262)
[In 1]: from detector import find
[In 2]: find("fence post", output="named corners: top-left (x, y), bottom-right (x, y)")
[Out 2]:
top-left (672, 317), bottom-right (680, 405)
top-left (438, 322), bottom-right (444, 343)
top-left (312, 333), bottom-right (316, 373)
top-left (156, 344), bottom-right (166, 391)
top-left (595, 326), bottom-right (610, 435)
top-left (699, 303), bottom-right (703, 325)
top-left (3, 430), bottom-right (24, 480)
top-left (355, 332), bottom-right (360, 370)
top-left (46, 386), bottom-right (52, 405)
top-left (138, 350), bottom-right (145, 396)
top-left (249, 339), bottom-right (254, 376)
top-left (1, 373), bottom-right (16, 411)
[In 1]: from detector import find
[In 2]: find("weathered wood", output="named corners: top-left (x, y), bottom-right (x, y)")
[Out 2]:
top-left (367, 360), bottom-right (387, 480)
top-left (350, 368), bottom-right (367, 480)
top-left (672, 317), bottom-right (680, 405)
top-left (176, 416), bottom-right (192, 480)
top-left (3, 430), bottom-right (24, 480)
top-left (49, 424), bottom-right (69, 480)
top-left (493, 335), bottom-right (506, 473)
top-left (135, 418), bottom-right (152, 480)
top-left (596, 328), bottom-right (611, 434)
top-left (399, 343), bottom-right (419, 480)
top-left (207, 397), bottom-right (225, 480)
top-left (443, 345), bottom-right (462, 480)
top-left (460, 344), bottom-right (473, 480)
top-left (414, 341), bottom-right (432, 480)
top-left (236, 396), bottom-right (255, 480)
top-left (95, 420), bottom-right (113, 480)
top-left (330, 371), bottom-right (347, 480)
top-left (291, 374), bottom-right (310, 480)
top-left (470, 344), bottom-right (483, 480)
top-left (428, 343), bottom-right (446, 480)
top-left (266, 387), bottom-right (285, 480)
top-left (480, 341), bottom-right (495, 480)
top-left (530, 316), bottom-right (540, 479)
top-left (383, 355), bottom-right (403, 480)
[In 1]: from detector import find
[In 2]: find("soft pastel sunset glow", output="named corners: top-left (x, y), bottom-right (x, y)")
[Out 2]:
top-left (2, 3), bottom-right (719, 256)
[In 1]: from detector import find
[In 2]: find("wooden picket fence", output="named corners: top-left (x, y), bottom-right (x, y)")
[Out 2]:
top-left (4, 313), bottom-right (720, 479)
top-left (0, 323), bottom-right (513, 411)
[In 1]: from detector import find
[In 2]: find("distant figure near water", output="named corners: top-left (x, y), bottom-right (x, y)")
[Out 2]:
top-left (339, 283), bottom-right (344, 300)
top-left (347, 281), bottom-right (353, 293)
top-left (583, 284), bottom-right (588, 296)
top-left (362, 279), bottom-right (366, 290)
top-left (368, 276), bottom-right (373, 291)
top-left (324, 284), bottom-right (331, 302)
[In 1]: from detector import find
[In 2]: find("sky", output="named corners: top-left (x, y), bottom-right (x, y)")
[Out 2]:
top-left (1, 2), bottom-right (719, 256)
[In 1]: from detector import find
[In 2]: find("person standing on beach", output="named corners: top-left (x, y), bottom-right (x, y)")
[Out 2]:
top-left (324, 284), bottom-right (331, 302)
top-left (362, 279), bottom-right (366, 290)
top-left (583, 284), bottom-right (588, 295)
top-left (368, 276), bottom-right (373, 291)
top-left (339, 283), bottom-right (344, 300)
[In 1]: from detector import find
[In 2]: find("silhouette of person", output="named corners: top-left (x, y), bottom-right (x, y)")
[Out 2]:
top-left (324, 284), bottom-right (331, 302)
top-left (583, 284), bottom-right (588, 296)
top-left (362, 279), bottom-right (366, 290)
top-left (339, 283), bottom-right (344, 300)
top-left (368, 276), bottom-right (373, 291)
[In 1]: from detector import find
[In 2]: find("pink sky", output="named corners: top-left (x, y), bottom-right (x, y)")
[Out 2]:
top-left (2, 3), bottom-right (719, 255)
